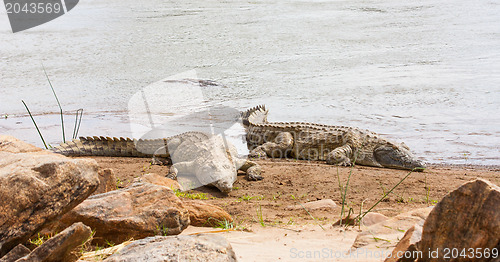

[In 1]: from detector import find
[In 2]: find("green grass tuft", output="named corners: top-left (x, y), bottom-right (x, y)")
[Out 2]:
top-left (174, 189), bottom-right (209, 200)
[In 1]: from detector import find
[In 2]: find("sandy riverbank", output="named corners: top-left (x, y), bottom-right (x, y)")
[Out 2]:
top-left (82, 157), bottom-right (499, 261)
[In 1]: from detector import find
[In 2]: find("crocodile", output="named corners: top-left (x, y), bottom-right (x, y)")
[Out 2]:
top-left (241, 105), bottom-right (426, 170)
top-left (51, 131), bottom-right (262, 193)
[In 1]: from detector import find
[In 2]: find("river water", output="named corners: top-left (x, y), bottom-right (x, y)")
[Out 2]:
top-left (1, 0), bottom-right (499, 165)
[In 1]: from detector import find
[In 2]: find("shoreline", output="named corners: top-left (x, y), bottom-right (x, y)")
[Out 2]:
top-left (1, 112), bottom-right (499, 167)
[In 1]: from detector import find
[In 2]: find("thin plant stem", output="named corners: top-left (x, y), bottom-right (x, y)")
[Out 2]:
top-left (336, 166), bottom-right (344, 227)
top-left (340, 150), bottom-right (359, 227)
top-left (358, 199), bottom-right (367, 230)
top-left (43, 65), bottom-right (65, 143)
top-left (22, 100), bottom-right (48, 149)
top-left (358, 168), bottom-right (419, 222)
top-left (298, 202), bottom-right (325, 231)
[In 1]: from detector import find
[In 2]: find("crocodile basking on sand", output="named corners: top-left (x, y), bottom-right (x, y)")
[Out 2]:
top-left (51, 131), bottom-right (262, 193)
top-left (241, 105), bottom-right (425, 170)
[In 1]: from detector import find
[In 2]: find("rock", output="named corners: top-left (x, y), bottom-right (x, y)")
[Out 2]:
top-left (0, 244), bottom-right (30, 262)
top-left (181, 199), bottom-right (233, 227)
top-left (385, 222), bottom-right (423, 262)
top-left (361, 212), bottom-right (389, 227)
top-left (0, 136), bottom-right (99, 257)
top-left (94, 168), bottom-right (117, 195)
top-left (332, 212), bottom-right (388, 227)
top-left (135, 173), bottom-right (182, 191)
top-left (104, 234), bottom-right (237, 262)
top-left (54, 183), bottom-right (190, 245)
top-left (0, 135), bottom-right (43, 153)
top-left (419, 179), bottom-right (500, 262)
top-left (332, 214), bottom-right (358, 226)
top-left (285, 199), bottom-right (337, 211)
top-left (350, 207), bottom-right (433, 251)
top-left (17, 222), bottom-right (92, 262)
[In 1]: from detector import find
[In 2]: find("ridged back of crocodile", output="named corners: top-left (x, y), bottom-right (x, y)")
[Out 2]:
top-left (241, 105), bottom-right (268, 127)
top-left (50, 136), bottom-right (168, 157)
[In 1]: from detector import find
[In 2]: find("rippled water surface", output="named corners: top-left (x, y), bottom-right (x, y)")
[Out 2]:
top-left (1, 0), bottom-right (499, 164)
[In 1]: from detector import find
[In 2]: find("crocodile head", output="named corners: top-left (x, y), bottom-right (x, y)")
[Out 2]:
top-left (197, 162), bottom-right (237, 193)
top-left (374, 143), bottom-right (426, 171)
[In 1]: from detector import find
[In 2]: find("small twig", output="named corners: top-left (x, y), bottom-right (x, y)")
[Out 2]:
top-left (358, 168), bottom-right (420, 222)
top-left (358, 199), bottom-right (367, 230)
top-left (298, 202), bottom-right (325, 231)
top-left (22, 100), bottom-right (48, 149)
top-left (340, 150), bottom-right (360, 227)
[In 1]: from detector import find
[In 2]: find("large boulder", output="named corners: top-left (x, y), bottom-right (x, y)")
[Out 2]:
top-left (53, 183), bottom-right (190, 245)
top-left (17, 222), bottom-right (92, 262)
top-left (104, 234), bottom-right (237, 262)
top-left (0, 135), bottom-right (99, 257)
top-left (418, 179), bottom-right (499, 262)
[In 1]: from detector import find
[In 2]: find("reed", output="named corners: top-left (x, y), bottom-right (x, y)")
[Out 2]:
top-left (21, 100), bottom-right (48, 149)
top-left (43, 65), bottom-right (65, 143)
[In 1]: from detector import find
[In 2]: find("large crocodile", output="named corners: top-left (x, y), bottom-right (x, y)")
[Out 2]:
top-left (51, 131), bottom-right (262, 193)
top-left (241, 105), bottom-right (425, 170)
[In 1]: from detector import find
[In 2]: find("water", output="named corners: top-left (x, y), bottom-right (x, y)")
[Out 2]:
top-left (1, 0), bottom-right (499, 165)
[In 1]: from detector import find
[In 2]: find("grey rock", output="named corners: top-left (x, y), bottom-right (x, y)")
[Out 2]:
top-left (104, 234), bottom-right (237, 262)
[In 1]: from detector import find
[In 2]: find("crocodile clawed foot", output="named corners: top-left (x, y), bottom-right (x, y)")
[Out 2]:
top-left (249, 148), bottom-right (267, 159)
top-left (166, 166), bottom-right (178, 180)
top-left (249, 153), bottom-right (266, 159)
top-left (166, 172), bottom-right (177, 180)
top-left (151, 156), bottom-right (171, 166)
top-left (247, 173), bottom-right (263, 181)
top-left (338, 161), bottom-right (353, 167)
top-left (326, 158), bottom-right (352, 167)
top-left (246, 165), bottom-right (263, 181)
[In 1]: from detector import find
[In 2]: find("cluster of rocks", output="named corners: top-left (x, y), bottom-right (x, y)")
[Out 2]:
top-left (346, 178), bottom-right (499, 262)
top-left (0, 135), bottom-right (236, 262)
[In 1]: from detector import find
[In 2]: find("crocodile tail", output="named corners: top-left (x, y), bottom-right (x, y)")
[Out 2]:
top-left (50, 136), bottom-right (167, 157)
top-left (241, 105), bottom-right (268, 126)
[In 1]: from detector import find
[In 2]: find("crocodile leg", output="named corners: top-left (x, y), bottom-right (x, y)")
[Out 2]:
top-left (249, 132), bottom-right (294, 158)
top-left (325, 144), bottom-right (353, 166)
top-left (151, 156), bottom-right (171, 165)
top-left (167, 161), bottom-right (195, 180)
top-left (236, 159), bottom-right (263, 181)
